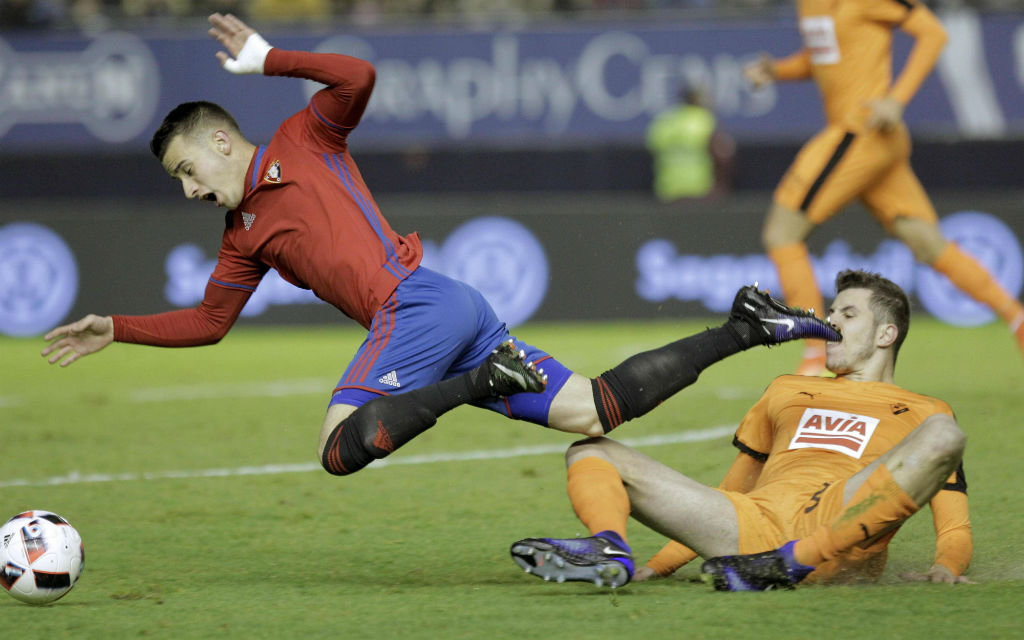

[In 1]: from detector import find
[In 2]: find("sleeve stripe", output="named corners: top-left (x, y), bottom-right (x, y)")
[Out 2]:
top-left (249, 145), bottom-right (267, 191)
top-left (732, 436), bottom-right (769, 463)
top-left (942, 463), bottom-right (968, 494)
top-left (209, 277), bottom-right (257, 292)
top-left (311, 101), bottom-right (351, 131)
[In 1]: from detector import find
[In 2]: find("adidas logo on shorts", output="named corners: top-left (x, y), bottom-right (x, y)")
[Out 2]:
top-left (378, 371), bottom-right (401, 388)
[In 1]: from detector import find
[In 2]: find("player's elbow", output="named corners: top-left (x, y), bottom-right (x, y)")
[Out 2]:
top-left (350, 58), bottom-right (376, 90)
top-left (920, 414), bottom-right (966, 465)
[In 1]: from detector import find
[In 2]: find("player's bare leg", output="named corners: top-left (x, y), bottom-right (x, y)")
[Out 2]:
top-left (891, 216), bottom-right (1024, 357)
top-left (511, 437), bottom-right (741, 588)
top-left (547, 284), bottom-right (840, 437)
top-left (763, 202), bottom-right (828, 375)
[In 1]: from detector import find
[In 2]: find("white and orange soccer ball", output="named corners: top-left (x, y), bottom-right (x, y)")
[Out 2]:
top-left (0, 510), bottom-right (84, 605)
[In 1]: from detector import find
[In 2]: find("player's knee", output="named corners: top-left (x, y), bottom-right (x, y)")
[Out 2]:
top-left (762, 204), bottom-right (809, 248)
top-left (565, 436), bottom-right (613, 467)
top-left (319, 408), bottom-right (382, 476)
top-left (917, 415), bottom-right (966, 467)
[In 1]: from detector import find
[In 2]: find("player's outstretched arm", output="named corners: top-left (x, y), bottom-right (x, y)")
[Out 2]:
top-left (41, 314), bottom-right (114, 367)
top-left (208, 13), bottom-right (273, 75)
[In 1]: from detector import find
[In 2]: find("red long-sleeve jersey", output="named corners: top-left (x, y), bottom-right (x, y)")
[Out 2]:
top-left (113, 49), bottom-right (422, 346)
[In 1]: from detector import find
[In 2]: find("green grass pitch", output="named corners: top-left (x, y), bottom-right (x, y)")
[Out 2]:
top-left (2, 318), bottom-right (1022, 638)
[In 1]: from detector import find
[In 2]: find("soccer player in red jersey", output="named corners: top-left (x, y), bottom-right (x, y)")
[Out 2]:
top-left (42, 14), bottom-right (838, 478)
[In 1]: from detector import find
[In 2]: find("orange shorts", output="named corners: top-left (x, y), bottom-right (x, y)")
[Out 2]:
top-left (773, 123), bottom-right (938, 230)
top-left (720, 479), bottom-right (893, 584)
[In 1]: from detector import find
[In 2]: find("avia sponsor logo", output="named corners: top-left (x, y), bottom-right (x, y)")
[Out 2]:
top-left (0, 33), bottom-right (160, 143)
top-left (635, 211), bottom-right (1023, 327)
top-left (788, 409), bottom-right (880, 459)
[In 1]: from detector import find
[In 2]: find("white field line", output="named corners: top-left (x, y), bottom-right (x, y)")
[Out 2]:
top-left (0, 425), bottom-right (735, 489)
top-left (128, 378), bottom-right (331, 403)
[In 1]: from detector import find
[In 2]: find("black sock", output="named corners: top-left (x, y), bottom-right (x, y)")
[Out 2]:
top-left (592, 323), bottom-right (750, 433)
top-left (321, 362), bottom-right (497, 475)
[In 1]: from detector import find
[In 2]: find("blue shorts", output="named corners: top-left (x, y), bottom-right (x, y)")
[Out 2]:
top-left (329, 266), bottom-right (572, 426)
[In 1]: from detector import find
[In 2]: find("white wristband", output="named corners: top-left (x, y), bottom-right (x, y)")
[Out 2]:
top-left (222, 32), bottom-right (273, 75)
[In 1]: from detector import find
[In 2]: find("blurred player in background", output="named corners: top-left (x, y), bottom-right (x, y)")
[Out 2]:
top-left (646, 83), bottom-right (734, 202)
top-left (745, 0), bottom-right (1024, 375)
top-left (510, 270), bottom-right (971, 591)
top-left (41, 14), bottom-right (839, 480)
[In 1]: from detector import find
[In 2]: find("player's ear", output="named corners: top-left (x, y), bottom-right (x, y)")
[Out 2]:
top-left (212, 129), bottom-right (232, 156)
top-left (877, 323), bottom-right (898, 349)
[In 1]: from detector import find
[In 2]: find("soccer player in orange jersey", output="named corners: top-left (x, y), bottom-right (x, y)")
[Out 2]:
top-left (745, 0), bottom-right (1024, 375)
top-left (510, 270), bottom-right (972, 590)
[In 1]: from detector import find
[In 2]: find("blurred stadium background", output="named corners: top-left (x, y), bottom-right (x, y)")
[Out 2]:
top-left (1, 0), bottom-right (1022, 337)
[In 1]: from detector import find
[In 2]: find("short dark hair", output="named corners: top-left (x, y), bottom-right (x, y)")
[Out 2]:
top-left (835, 269), bottom-right (911, 360)
top-left (150, 101), bottom-right (242, 161)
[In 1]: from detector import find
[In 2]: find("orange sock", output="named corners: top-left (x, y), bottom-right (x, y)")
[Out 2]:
top-left (793, 464), bottom-right (918, 567)
top-left (931, 242), bottom-right (1024, 324)
top-left (566, 457), bottom-right (630, 542)
top-left (769, 243), bottom-right (827, 362)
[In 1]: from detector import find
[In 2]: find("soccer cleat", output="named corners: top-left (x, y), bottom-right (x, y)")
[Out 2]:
top-left (485, 339), bottom-right (548, 396)
top-left (700, 541), bottom-right (815, 591)
top-left (730, 284), bottom-right (841, 346)
top-left (510, 531), bottom-right (634, 588)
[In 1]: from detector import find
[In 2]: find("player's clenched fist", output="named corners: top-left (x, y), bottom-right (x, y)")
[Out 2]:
top-left (41, 314), bottom-right (114, 367)
top-left (743, 54), bottom-right (775, 89)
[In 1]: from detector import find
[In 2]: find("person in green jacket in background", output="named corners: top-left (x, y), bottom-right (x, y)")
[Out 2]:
top-left (647, 84), bottom-right (734, 202)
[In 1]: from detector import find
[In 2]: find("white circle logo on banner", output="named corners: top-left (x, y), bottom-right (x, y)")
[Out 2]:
top-left (440, 217), bottom-right (549, 328)
top-left (916, 211), bottom-right (1024, 327)
top-left (0, 223), bottom-right (79, 337)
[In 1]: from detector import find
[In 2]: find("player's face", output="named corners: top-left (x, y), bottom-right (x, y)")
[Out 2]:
top-left (825, 288), bottom-right (884, 374)
top-left (162, 132), bottom-right (245, 210)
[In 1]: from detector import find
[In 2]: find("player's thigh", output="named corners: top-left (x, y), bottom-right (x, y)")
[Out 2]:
top-left (775, 126), bottom-right (897, 224)
top-left (762, 201), bottom-right (817, 248)
top-left (862, 162), bottom-right (943, 259)
top-left (546, 372), bottom-right (603, 437)
top-left (571, 438), bottom-right (740, 557)
top-left (330, 269), bottom-right (487, 408)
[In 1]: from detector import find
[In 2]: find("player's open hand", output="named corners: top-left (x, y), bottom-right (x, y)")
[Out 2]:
top-left (208, 13), bottom-right (272, 74)
top-left (743, 54), bottom-right (775, 89)
top-left (864, 96), bottom-right (904, 132)
top-left (41, 314), bottom-right (114, 368)
top-left (899, 565), bottom-right (976, 584)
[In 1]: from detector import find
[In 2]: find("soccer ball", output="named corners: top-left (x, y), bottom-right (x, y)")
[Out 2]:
top-left (0, 510), bottom-right (84, 605)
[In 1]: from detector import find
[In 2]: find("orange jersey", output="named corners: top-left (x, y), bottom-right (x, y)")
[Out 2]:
top-left (784, 0), bottom-right (947, 128)
top-left (737, 375), bottom-right (952, 507)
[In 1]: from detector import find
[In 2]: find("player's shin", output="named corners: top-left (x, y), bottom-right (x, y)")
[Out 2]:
top-left (566, 457), bottom-right (631, 540)
top-left (591, 326), bottom-right (748, 432)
